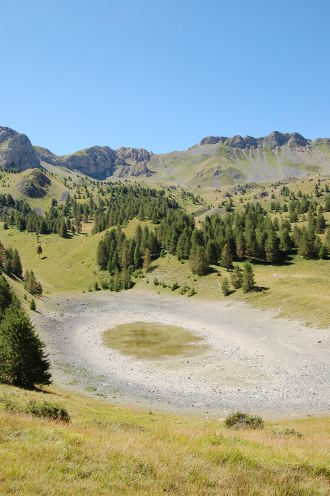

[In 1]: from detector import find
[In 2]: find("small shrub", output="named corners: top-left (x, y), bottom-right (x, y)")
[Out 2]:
top-left (161, 280), bottom-right (167, 288)
top-left (209, 433), bottom-right (224, 446)
top-left (221, 277), bottom-right (230, 296)
top-left (171, 281), bottom-right (179, 291)
top-left (180, 285), bottom-right (189, 295)
top-left (30, 298), bottom-right (36, 311)
top-left (187, 287), bottom-right (196, 297)
top-left (0, 395), bottom-right (19, 412)
top-left (25, 400), bottom-right (70, 422)
top-left (153, 277), bottom-right (159, 286)
top-left (225, 411), bottom-right (264, 430)
top-left (273, 427), bottom-right (302, 438)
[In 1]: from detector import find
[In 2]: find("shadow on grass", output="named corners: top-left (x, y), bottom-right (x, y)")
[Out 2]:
top-left (147, 264), bottom-right (159, 274)
top-left (254, 286), bottom-right (269, 292)
top-left (251, 257), bottom-right (294, 267)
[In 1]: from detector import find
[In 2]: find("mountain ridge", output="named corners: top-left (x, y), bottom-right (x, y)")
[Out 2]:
top-left (1, 125), bottom-right (330, 186)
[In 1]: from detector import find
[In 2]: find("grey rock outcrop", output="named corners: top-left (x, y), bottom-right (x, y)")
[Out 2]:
top-left (17, 169), bottom-right (51, 198)
top-left (63, 146), bottom-right (117, 180)
top-left (34, 143), bottom-right (154, 180)
top-left (0, 126), bottom-right (40, 170)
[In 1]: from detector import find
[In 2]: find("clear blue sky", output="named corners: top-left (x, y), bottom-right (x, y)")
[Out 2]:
top-left (1, 0), bottom-right (329, 154)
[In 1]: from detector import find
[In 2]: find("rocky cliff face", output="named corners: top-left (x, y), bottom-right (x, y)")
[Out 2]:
top-left (0, 126), bottom-right (40, 170)
top-left (63, 146), bottom-right (116, 180)
top-left (200, 131), bottom-right (310, 150)
top-left (36, 143), bottom-right (153, 180)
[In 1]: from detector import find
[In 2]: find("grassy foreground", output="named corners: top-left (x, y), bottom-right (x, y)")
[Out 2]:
top-left (0, 384), bottom-right (329, 495)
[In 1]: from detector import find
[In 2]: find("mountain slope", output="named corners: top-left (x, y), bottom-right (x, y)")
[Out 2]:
top-left (149, 135), bottom-right (330, 191)
top-left (1, 125), bottom-right (330, 187)
top-left (32, 130), bottom-right (330, 186)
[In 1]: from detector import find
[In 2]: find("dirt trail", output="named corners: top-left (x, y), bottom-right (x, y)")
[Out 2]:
top-left (33, 290), bottom-right (330, 418)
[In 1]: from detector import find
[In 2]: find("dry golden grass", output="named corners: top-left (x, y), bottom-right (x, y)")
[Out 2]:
top-left (0, 384), bottom-right (329, 495)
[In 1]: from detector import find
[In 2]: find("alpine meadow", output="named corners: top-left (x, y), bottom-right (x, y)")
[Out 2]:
top-left (0, 1), bottom-right (329, 495)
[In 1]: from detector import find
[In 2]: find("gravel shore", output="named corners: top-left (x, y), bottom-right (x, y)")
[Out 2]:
top-left (32, 290), bottom-right (330, 418)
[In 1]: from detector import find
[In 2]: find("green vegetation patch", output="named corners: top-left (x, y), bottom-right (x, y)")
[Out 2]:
top-left (103, 321), bottom-right (204, 359)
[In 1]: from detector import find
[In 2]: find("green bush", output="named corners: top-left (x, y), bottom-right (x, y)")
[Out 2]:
top-left (0, 395), bottom-right (18, 412)
top-left (171, 281), bottom-right (179, 291)
top-left (225, 411), bottom-right (264, 430)
top-left (25, 400), bottom-right (70, 422)
top-left (0, 396), bottom-right (70, 422)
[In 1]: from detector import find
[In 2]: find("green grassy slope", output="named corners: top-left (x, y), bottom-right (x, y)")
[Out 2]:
top-left (0, 384), bottom-right (329, 496)
top-left (0, 227), bottom-right (103, 294)
top-left (0, 168), bottom-right (69, 212)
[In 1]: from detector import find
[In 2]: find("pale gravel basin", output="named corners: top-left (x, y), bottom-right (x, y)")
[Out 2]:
top-left (32, 290), bottom-right (330, 418)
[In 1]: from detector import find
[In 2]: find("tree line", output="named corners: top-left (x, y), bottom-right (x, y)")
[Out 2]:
top-left (97, 197), bottom-right (329, 289)
top-left (0, 183), bottom-right (179, 238)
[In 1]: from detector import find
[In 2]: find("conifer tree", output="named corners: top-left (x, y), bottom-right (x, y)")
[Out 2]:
top-left (37, 245), bottom-right (42, 259)
top-left (175, 234), bottom-right (186, 261)
top-left (134, 244), bottom-right (142, 268)
top-left (143, 248), bottom-right (151, 272)
top-left (0, 303), bottom-right (51, 388)
top-left (221, 243), bottom-right (233, 271)
top-left (265, 230), bottom-right (280, 263)
top-left (319, 244), bottom-right (328, 259)
top-left (316, 213), bottom-right (326, 233)
top-left (205, 239), bottom-right (218, 265)
top-left (97, 240), bottom-right (108, 270)
top-left (242, 261), bottom-right (255, 293)
top-left (121, 244), bottom-right (130, 271)
top-left (236, 233), bottom-right (245, 259)
top-left (59, 220), bottom-right (68, 238)
top-left (12, 249), bottom-right (22, 278)
top-left (189, 247), bottom-right (208, 276)
top-left (230, 265), bottom-right (242, 289)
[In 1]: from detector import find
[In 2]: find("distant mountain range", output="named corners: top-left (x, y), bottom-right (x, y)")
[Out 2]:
top-left (1, 125), bottom-right (329, 188)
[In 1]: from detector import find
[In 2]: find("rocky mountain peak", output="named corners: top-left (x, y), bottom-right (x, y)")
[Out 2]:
top-left (0, 126), bottom-right (40, 171)
top-left (200, 131), bottom-right (310, 150)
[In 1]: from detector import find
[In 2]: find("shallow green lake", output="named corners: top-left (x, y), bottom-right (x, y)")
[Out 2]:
top-left (103, 322), bottom-right (204, 359)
